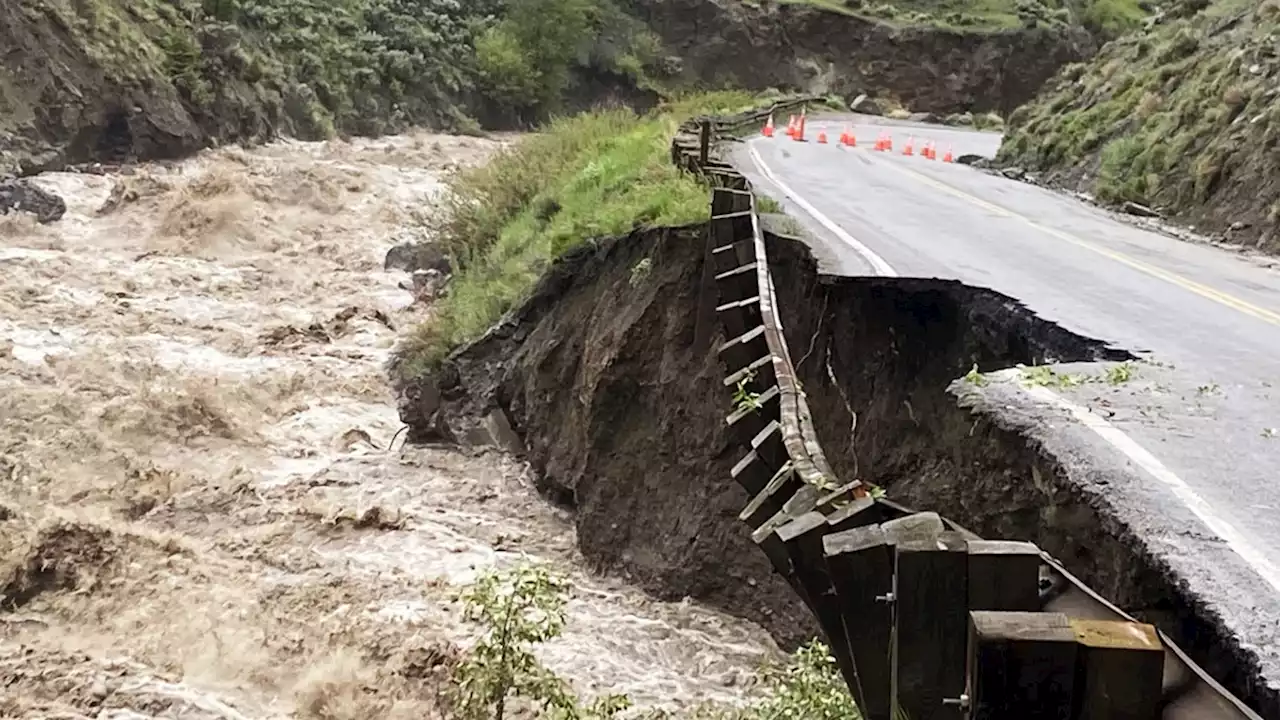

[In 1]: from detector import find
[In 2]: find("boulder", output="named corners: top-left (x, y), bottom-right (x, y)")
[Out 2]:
top-left (849, 94), bottom-right (885, 116)
top-left (384, 242), bottom-right (452, 274)
top-left (0, 178), bottom-right (66, 223)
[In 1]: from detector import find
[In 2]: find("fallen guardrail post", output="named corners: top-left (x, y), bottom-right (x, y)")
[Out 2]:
top-left (699, 119), bottom-right (711, 166)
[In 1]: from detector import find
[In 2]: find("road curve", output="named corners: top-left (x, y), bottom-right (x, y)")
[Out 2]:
top-left (733, 114), bottom-right (1280, 701)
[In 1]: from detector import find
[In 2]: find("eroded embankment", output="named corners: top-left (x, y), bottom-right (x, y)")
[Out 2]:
top-left (765, 233), bottom-right (1270, 716)
top-left (398, 224), bottom-right (819, 648)
top-left (400, 214), bottom-right (1150, 643)
top-left (400, 212), bottom-right (1273, 712)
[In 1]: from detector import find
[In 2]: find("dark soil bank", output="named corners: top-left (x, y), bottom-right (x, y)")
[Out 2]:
top-left (397, 221), bottom-right (1266, 711)
top-left (765, 235), bottom-right (1272, 715)
top-left (396, 225), bottom-right (820, 647)
top-left (627, 0), bottom-right (1096, 115)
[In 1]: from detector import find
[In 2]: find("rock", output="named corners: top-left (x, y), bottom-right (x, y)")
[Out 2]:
top-left (849, 94), bottom-right (884, 116)
top-left (384, 242), bottom-right (452, 274)
top-left (956, 154), bottom-right (988, 167)
top-left (411, 268), bottom-right (450, 302)
top-left (1000, 166), bottom-right (1027, 180)
top-left (1121, 201), bottom-right (1161, 218)
top-left (908, 112), bottom-right (942, 124)
top-left (0, 179), bottom-right (66, 223)
top-left (943, 112), bottom-right (975, 126)
top-left (1229, 220), bottom-right (1250, 232)
top-left (17, 148), bottom-right (63, 175)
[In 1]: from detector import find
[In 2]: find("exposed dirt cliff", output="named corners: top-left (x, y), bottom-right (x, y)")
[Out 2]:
top-left (395, 214), bottom-right (1276, 713)
top-left (396, 224), bottom-right (822, 647)
top-left (626, 0), bottom-right (1100, 115)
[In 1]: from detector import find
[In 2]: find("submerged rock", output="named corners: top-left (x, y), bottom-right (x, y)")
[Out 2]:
top-left (385, 241), bottom-right (452, 274)
top-left (0, 178), bottom-right (66, 223)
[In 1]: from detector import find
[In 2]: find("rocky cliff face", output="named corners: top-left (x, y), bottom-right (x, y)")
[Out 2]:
top-left (627, 0), bottom-right (1098, 115)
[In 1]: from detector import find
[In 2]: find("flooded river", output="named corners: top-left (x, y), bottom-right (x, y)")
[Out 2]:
top-left (0, 131), bottom-right (777, 718)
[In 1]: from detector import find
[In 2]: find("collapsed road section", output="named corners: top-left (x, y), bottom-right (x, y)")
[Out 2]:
top-left (396, 104), bottom-right (1270, 717)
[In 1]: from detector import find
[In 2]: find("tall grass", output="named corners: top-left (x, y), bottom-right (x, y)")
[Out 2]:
top-left (397, 91), bottom-right (756, 375)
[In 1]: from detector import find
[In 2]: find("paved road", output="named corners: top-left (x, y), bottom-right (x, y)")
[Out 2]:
top-left (734, 114), bottom-right (1280, 697)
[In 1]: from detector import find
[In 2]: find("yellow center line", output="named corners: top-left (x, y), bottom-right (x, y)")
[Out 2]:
top-left (876, 158), bottom-right (1280, 327)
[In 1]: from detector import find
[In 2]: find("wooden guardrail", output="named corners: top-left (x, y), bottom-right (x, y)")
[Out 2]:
top-left (671, 101), bottom-right (1263, 720)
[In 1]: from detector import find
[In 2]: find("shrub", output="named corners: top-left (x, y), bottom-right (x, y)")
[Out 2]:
top-left (1096, 135), bottom-right (1148, 203)
top-left (740, 641), bottom-right (859, 720)
top-left (451, 564), bottom-right (630, 720)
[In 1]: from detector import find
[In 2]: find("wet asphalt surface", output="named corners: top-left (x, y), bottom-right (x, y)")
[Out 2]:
top-left (733, 113), bottom-right (1280, 702)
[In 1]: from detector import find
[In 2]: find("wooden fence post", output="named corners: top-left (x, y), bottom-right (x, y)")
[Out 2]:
top-left (967, 540), bottom-right (1043, 612)
top-left (968, 611), bottom-right (1077, 719)
top-left (894, 530), bottom-right (970, 720)
top-left (824, 522), bottom-right (895, 720)
top-left (699, 119), bottom-right (711, 166)
top-left (1070, 619), bottom-right (1165, 719)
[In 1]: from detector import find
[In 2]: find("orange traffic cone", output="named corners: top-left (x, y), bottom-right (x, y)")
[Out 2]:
top-left (785, 115), bottom-right (796, 137)
top-left (885, 134), bottom-right (893, 152)
top-left (874, 133), bottom-right (886, 151)
top-left (923, 141), bottom-right (934, 160)
top-left (795, 109), bottom-right (807, 142)
top-left (903, 136), bottom-right (915, 156)
top-left (840, 126), bottom-right (856, 147)
top-left (943, 145), bottom-right (954, 163)
top-left (817, 130), bottom-right (828, 144)
top-left (763, 114), bottom-right (775, 138)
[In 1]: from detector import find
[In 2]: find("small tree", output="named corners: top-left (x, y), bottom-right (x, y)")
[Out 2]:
top-left (452, 563), bottom-right (630, 720)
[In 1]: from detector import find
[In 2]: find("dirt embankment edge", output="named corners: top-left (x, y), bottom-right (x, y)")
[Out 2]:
top-left (394, 116), bottom-right (1275, 716)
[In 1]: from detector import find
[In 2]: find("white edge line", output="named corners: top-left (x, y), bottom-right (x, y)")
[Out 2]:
top-left (1008, 371), bottom-right (1280, 591)
top-left (993, 370), bottom-right (1280, 595)
top-left (748, 143), bottom-right (1280, 595)
top-left (746, 142), bottom-right (898, 278)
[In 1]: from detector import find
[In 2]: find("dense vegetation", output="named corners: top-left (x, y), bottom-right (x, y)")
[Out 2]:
top-left (998, 0), bottom-right (1280, 251)
top-left (396, 91), bottom-right (760, 375)
top-left (0, 0), bottom-right (670, 170)
top-left (766, 0), bottom-right (1148, 33)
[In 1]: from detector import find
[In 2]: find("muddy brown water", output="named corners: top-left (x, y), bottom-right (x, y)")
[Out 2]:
top-left (0, 133), bottom-right (778, 718)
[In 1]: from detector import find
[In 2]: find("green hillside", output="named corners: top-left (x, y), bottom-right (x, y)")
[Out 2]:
top-left (998, 0), bottom-right (1280, 251)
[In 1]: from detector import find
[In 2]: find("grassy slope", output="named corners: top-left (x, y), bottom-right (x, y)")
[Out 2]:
top-left (395, 91), bottom-right (760, 376)
top-left (2, 0), bottom-right (487, 138)
top-left (0, 0), bottom-right (669, 171)
top-left (998, 0), bottom-right (1280, 251)
top-left (763, 0), bottom-right (1146, 32)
